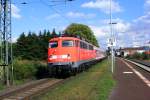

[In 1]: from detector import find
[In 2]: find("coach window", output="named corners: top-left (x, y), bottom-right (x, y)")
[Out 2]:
top-left (49, 41), bottom-right (58, 48)
top-left (85, 43), bottom-right (88, 49)
top-left (89, 45), bottom-right (93, 50)
top-left (62, 40), bottom-right (74, 47)
top-left (91, 46), bottom-right (93, 50)
top-left (80, 42), bottom-right (84, 48)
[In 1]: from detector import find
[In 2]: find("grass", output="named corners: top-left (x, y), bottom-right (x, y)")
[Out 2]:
top-left (33, 59), bottom-right (116, 100)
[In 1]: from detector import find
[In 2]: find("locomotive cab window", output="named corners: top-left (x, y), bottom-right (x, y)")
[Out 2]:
top-left (49, 41), bottom-right (58, 48)
top-left (62, 40), bottom-right (74, 47)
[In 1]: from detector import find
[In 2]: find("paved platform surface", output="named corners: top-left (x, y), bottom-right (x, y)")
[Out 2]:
top-left (109, 58), bottom-right (150, 100)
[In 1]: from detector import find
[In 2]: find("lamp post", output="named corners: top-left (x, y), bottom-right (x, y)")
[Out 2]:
top-left (109, 0), bottom-right (117, 73)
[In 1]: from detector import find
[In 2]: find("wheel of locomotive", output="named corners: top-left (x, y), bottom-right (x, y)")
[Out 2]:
top-left (81, 64), bottom-right (85, 72)
top-left (74, 68), bottom-right (78, 75)
top-left (79, 65), bottom-right (82, 72)
top-left (49, 67), bottom-right (56, 77)
top-left (71, 68), bottom-right (77, 76)
top-left (83, 64), bottom-right (86, 71)
top-left (77, 67), bottom-right (80, 73)
top-left (60, 66), bottom-right (71, 78)
top-left (48, 67), bottom-right (53, 77)
top-left (86, 64), bottom-right (90, 70)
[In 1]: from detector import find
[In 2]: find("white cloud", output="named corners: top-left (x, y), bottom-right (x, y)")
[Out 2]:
top-left (66, 12), bottom-right (96, 18)
top-left (145, 0), bottom-right (150, 9)
top-left (81, 0), bottom-right (122, 14)
top-left (45, 14), bottom-right (60, 20)
top-left (100, 18), bottom-right (130, 33)
top-left (89, 25), bottom-right (110, 48)
top-left (116, 22), bottom-right (130, 33)
top-left (90, 25), bottom-right (108, 37)
top-left (145, 0), bottom-right (150, 5)
top-left (129, 0), bottom-right (150, 46)
top-left (11, 4), bottom-right (21, 19)
top-left (133, 12), bottom-right (150, 23)
top-left (88, 18), bottom-right (131, 48)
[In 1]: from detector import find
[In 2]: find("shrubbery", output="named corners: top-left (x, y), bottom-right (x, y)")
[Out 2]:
top-left (126, 52), bottom-right (150, 60)
top-left (13, 59), bottom-right (49, 80)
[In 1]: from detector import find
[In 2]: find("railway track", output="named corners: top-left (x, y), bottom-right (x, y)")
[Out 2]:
top-left (124, 59), bottom-right (150, 72)
top-left (131, 59), bottom-right (150, 67)
top-left (0, 78), bottom-right (64, 100)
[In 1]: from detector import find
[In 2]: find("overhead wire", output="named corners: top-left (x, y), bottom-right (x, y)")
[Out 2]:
top-left (12, 0), bottom-right (73, 23)
top-left (12, 0), bottom-right (67, 6)
top-left (39, 0), bottom-right (73, 23)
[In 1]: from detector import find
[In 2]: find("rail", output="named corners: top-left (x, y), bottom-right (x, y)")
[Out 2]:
top-left (124, 59), bottom-right (150, 72)
top-left (0, 78), bottom-right (64, 100)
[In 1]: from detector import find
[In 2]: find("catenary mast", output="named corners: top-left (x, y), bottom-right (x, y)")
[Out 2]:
top-left (0, 0), bottom-right (13, 86)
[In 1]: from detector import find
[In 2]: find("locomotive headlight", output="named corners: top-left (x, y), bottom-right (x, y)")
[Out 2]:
top-left (52, 55), bottom-right (57, 59)
top-left (49, 55), bottom-right (57, 59)
top-left (49, 54), bottom-right (71, 60)
top-left (61, 55), bottom-right (68, 59)
top-left (61, 54), bottom-right (71, 59)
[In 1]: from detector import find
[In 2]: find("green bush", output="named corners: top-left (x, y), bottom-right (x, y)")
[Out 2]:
top-left (13, 59), bottom-right (37, 80)
top-left (13, 59), bottom-right (49, 80)
top-left (132, 52), bottom-right (142, 59)
top-left (141, 52), bottom-right (148, 60)
top-left (126, 52), bottom-right (150, 60)
top-left (125, 54), bottom-right (132, 59)
top-left (34, 61), bottom-right (49, 79)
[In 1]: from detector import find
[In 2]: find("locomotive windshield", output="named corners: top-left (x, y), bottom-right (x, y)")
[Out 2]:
top-left (49, 41), bottom-right (58, 48)
top-left (62, 40), bottom-right (74, 47)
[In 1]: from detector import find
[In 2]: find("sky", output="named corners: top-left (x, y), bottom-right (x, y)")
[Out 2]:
top-left (12, 0), bottom-right (150, 49)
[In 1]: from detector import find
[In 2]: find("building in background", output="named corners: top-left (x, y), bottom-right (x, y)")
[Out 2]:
top-left (120, 47), bottom-right (145, 57)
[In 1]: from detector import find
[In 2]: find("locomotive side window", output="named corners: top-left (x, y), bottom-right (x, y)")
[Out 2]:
top-left (62, 40), bottom-right (74, 47)
top-left (49, 41), bottom-right (58, 48)
top-left (80, 41), bottom-right (83, 48)
top-left (89, 45), bottom-right (93, 50)
top-left (80, 41), bottom-right (88, 49)
top-left (84, 43), bottom-right (88, 49)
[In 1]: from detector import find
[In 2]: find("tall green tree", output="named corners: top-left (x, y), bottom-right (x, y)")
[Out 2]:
top-left (51, 28), bottom-right (57, 37)
top-left (64, 23), bottom-right (99, 47)
top-left (15, 32), bottom-right (27, 58)
top-left (14, 30), bottom-right (53, 60)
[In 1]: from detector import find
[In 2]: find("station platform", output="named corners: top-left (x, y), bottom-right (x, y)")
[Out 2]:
top-left (109, 58), bottom-right (150, 100)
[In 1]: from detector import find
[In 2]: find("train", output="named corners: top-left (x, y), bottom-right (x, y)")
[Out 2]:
top-left (47, 35), bottom-right (106, 77)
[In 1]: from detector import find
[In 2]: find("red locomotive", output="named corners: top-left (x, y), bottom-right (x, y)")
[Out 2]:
top-left (48, 36), bottom-right (105, 76)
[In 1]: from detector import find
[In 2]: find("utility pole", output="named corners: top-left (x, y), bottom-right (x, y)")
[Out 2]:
top-left (0, 0), bottom-right (13, 86)
top-left (109, 0), bottom-right (116, 73)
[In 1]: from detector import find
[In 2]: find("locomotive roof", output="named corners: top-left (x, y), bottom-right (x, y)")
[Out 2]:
top-left (49, 37), bottom-right (80, 41)
top-left (49, 36), bottom-right (99, 48)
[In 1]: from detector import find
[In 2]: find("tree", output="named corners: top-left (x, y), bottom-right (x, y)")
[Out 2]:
top-left (64, 23), bottom-right (99, 47)
top-left (51, 28), bottom-right (57, 37)
top-left (15, 32), bottom-right (27, 58)
top-left (14, 30), bottom-right (53, 60)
